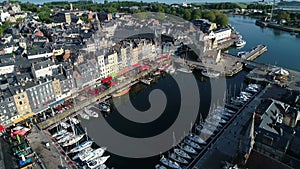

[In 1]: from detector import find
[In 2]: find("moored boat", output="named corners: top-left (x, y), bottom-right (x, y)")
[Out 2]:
top-left (235, 39), bottom-right (246, 47)
top-left (174, 148), bottom-right (191, 159)
top-left (169, 153), bottom-right (188, 164)
top-left (160, 156), bottom-right (182, 169)
top-left (68, 140), bottom-right (93, 154)
top-left (112, 87), bottom-right (131, 97)
top-left (201, 70), bottom-right (220, 78)
top-left (63, 134), bottom-right (84, 147)
top-left (86, 156), bottom-right (110, 169)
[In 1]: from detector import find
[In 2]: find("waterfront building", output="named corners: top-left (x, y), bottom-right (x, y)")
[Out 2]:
top-left (0, 89), bottom-right (17, 126)
top-left (97, 54), bottom-right (107, 80)
top-left (105, 51), bottom-right (119, 76)
top-left (31, 59), bottom-right (61, 80)
top-left (0, 54), bottom-right (15, 75)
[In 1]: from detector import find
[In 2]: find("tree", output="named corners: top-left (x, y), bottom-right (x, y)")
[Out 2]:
top-left (216, 13), bottom-right (229, 26)
top-left (183, 9), bottom-right (192, 21)
top-left (202, 10), bottom-right (216, 22)
top-left (38, 11), bottom-right (51, 23)
top-left (192, 9), bottom-right (201, 20)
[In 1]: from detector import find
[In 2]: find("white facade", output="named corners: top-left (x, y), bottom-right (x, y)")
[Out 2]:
top-left (32, 64), bottom-right (60, 79)
top-left (27, 52), bottom-right (53, 60)
top-left (97, 54), bottom-right (107, 79)
top-left (214, 28), bottom-right (232, 41)
top-left (0, 65), bottom-right (14, 75)
top-left (0, 11), bottom-right (10, 22)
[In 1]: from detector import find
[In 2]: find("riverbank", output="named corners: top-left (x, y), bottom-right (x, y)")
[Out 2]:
top-left (256, 20), bottom-right (300, 34)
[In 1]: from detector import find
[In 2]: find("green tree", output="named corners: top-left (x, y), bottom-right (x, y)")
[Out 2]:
top-left (183, 9), bottom-right (192, 20)
top-left (38, 11), bottom-right (51, 23)
top-left (216, 13), bottom-right (228, 26)
top-left (202, 10), bottom-right (216, 22)
top-left (192, 9), bottom-right (201, 20)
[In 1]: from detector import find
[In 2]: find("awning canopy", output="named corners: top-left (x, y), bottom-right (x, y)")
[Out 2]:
top-left (274, 68), bottom-right (289, 76)
top-left (101, 76), bottom-right (112, 83)
top-left (132, 63), bottom-right (141, 68)
top-left (13, 113), bottom-right (35, 124)
top-left (139, 65), bottom-right (150, 71)
top-left (117, 68), bottom-right (131, 76)
top-left (111, 73), bottom-right (118, 78)
top-left (0, 125), bottom-right (5, 132)
top-left (48, 99), bottom-right (65, 107)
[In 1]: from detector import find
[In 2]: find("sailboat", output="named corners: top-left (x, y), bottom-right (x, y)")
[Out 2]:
top-left (52, 129), bottom-right (67, 138)
top-left (188, 133), bottom-right (207, 145)
top-left (84, 108), bottom-right (99, 118)
top-left (174, 148), bottom-right (191, 159)
top-left (160, 156), bottom-right (182, 169)
top-left (179, 143), bottom-right (197, 154)
top-left (63, 134), bottom-right (84, 147)
top-left (68, 140), bottom-right (93, 154)
top-left (86, 156), bottom-right (110, 169)
top-left (169, 153), bottom-right (188, 164)
top-left (72, 147), bottom-right (93, 160)
top-left (79, 147), bottom-right (107, 162)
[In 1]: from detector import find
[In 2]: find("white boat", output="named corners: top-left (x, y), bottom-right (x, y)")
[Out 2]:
top-left (63, 134), bottom-right (84, 147)
top-left (184, 138), bottom-right (202, 150)
top-left (72, 147), bottom-right (93, 160)
top-left (235, 39), bottom-right (246, 47)
top-left (188, 133), bottom-right (206, 145)
top-left (86, 156), bottom-right (110, 169)
top-left (140, 78), bottom-right (153, 85)
top-left (155, 164), bottom-right (167, 169)
top-left (60, 122), bottom-right (70, 129)
top-left (56, 132), bottom-right (71, 140)
top-left (169, 153), bottom-right (188, 164)
top-left (79, 111), bottom-right (90, 120)
top-left (160, 156), bottom-right (182, 169)
top-left (237, 51), bottom-right (246, 57)
top-left (174, 148), bottom-right (191, 159)
top-left (98, 102), bottom-right (110, 112)
top-left (177, 67), bottom-right (192, 73)
top-left (57, 133), bottom-right (73, 144)
top-left (52, 129), bottom-right (67, 138)
top-left (69, 117), bottom-right (80, 124)
top-left (68, 140), bottom-right (93, 154)
top-left (201, 70), bottom-right (220, 78)
top-left (80, 147), bottom-right (107, 162)
top-left (94, 164), bottom-right (107, 169)
top-left (179, 143), bottom-right (197, 154)
top-left (84, 109), bottom-right (99, 118)
top-left (200, 127), bottom-right (214, 136)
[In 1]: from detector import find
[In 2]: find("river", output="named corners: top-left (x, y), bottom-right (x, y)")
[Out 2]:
top-left (79, 15), bottom-right (300, 169)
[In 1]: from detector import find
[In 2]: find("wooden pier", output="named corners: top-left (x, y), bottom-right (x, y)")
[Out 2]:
top-left (241, 45), bottom-right (267, 61)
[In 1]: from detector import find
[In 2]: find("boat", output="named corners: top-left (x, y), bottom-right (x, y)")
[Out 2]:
top-left (84, 109), bottom-right (99, 118)
top-left (60, 122), bottom-right (70, 129)
top-left (86, 156), bottom-right (110, 169)
top-left (79, 112), bottom-right (90, 120)
top-left (140, 78), bottom-right (153, 85)
top-left (155, 164), bottom-right (167, 169)
top-left (57, 133), bottom-right (73, 144)
top-left (235, 39), bottom-right (246, 47)
top-left (80, 147), bottom-right (107, 162)
top-left (72, 147), bottom-right (93, 160)
top-left (169, 153), bottom-right (188, 164)
top-left (98, 102), bottom-right (110, 112)
top-left (188, 133), bottom-right (206, 145)
top-left (63, 134), bottom-right (84, 147)
top-left (160, 156), bottom-right (182, 169)
top-left (56, 132), bottom-right (71, 140)
top-left (177, 67), bottom-right (192, 73)
top-left (69, 117), bottom-right (80, 124)
top-left (52, 129), bottom-right (67, 138)
top-left (200, 127), bottom-right (214, 136)
top-left (174, 148), bottom-right (191, 159)
top-left (183, 138), bottom-right (202, 150)
top-left (201, 70), bottom-right (220, 78)
top-left (68, 140), bottom-right (93, 154)
top-left (237, 51), bottom-right (246, 57)
top-left (179, 143), bottom-right (197, 154)
top-left (112, 87), bottom-right (130, 97)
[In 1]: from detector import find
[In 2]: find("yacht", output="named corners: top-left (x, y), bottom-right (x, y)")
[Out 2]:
top-left (84, 109), bottom-right (99, 118)
top-left (69, 117), bottom-right (80, 125)
top-left (200, 128), bottom-right (214, 136)
top-left (86, 156), bottom-right (110, 169)
top-left (183, 138), bottom-right (202, 150)
top-left (179, 143), bottom-right (197, 154)
top-left (56, 132), bottom-right (71, 140)
top-left (155, 164), bottom-right (167, 169)
top-left (98, 102), bottom-right (110, 113)
top-left (52, 129), bottom-right (67, 138)
top-left (235, 39), bottom-right (246, 47)
top-left (72, 147), bottom-right (93, 160)
top-left (79, 112), bottom-right (90, 120)
top-left (63, 134), bottom-right (84, 147)
top-left (201, 70), bottom-right (220, 78)
top-left (160, 156), bottom-right (182, 169)
top-left (174, 148), bottom-right (192, 159)
top-left (188, 133), bottom-right (206, 145)
top-left (177, 67), bottom-right (192, 73)
top-left (169, 153), bottom-right (188, 164)
top-left (60, 122), bottom-right (70, 129)
top-left (140, 78), bottom-right (153, 85)
top-left (57, 133), bottom-right (73, 144)
top-left (68, 140), bottom-right (93, 154)
top-left (80, 147), bottom-right (107, 162)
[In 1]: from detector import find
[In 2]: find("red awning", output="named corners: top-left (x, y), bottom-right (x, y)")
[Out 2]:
top-left (139, 65), bottom-right (150, 71)
top-left (12, 130), bottom-right (28, 136)
top-left (0, 125), bottom-right (5, 132)
top-left (117, 68), bottom-right (131, 76)
top-left (132, 63), bottom-right (141, 68)
top-left (101, 76), bottom-right (112, 83)
top-left (107, 81), bottom-right (117, 87)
